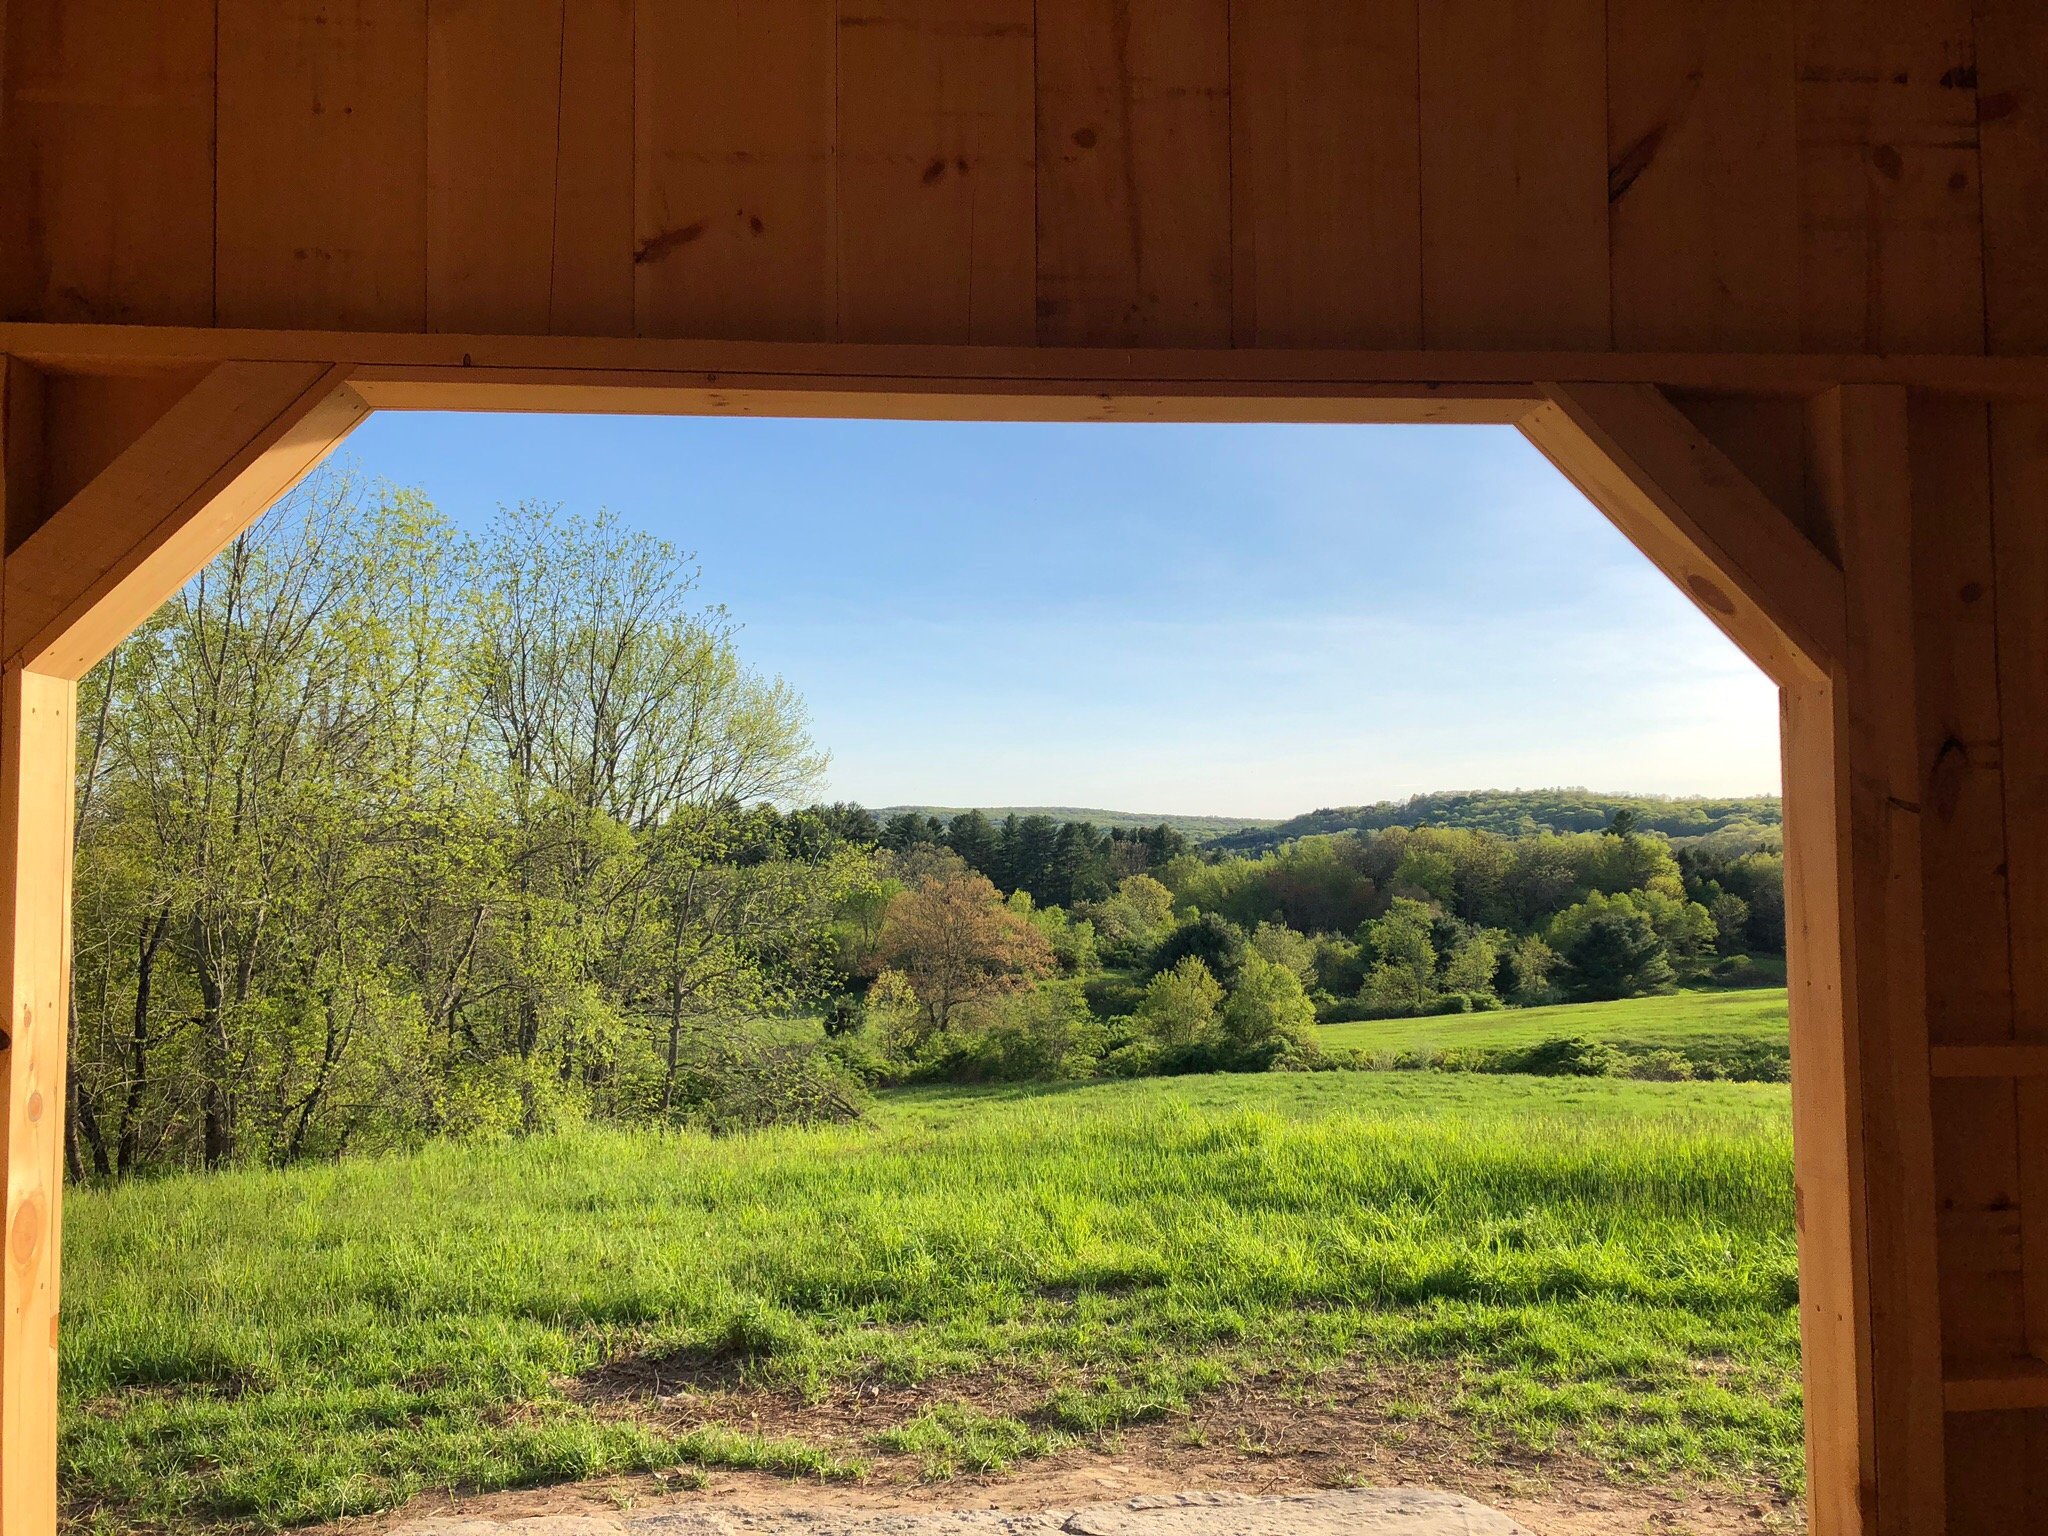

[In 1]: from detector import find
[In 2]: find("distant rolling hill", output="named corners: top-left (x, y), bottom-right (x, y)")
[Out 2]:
top-left (876, 789), bottom-right (1782, 851)
top-left (1206, 788), bottom-right (1781, 854)
top-left (876, 806), bottom-right (1282, 839)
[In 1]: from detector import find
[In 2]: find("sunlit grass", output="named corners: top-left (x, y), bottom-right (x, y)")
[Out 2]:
top-left (63, 1071), bottom-right (1798, 1529)
top-left (1318, 985), bottom-right (1788, 1058)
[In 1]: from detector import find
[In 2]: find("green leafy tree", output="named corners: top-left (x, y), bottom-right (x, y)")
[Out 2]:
top-left (1248, 920), bottom-right (1317, 985)
top-left (1710, 892), bottom-right (1752, 955)
top-left (1219, 952), bottom-right (1317, 1056)
top-left (1359, 898), bottom-right (1437, 1014)
top-left (1134, 956), bottom-right (1224, 1048)
top-left (1558, 907), bottom-right (1676, 1001)
top-left (1442, 930), bottom-right (1501, 1003)
top-left (1149, 911), bottom-right (1248, 988)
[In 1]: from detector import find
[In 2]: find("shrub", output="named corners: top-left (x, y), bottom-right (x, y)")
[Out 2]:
top-left (1502, 1035), bottom-right (1625, 1077)
top-left (668, 1038), bottom-right (870, 1133)
top-left (434, 1058), bottom-right (589, 1140)
top-left (1624, 1048), bottom-right (1696, 1081)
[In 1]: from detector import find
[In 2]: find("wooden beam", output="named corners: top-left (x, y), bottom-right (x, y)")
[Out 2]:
top-left (0, 668), bottom-right (75, 1536)
top-left (1934, 1046), bottom-right (2048, 1078)
top-left (1519, 382), bottom-right (1844, 685)
top-left (1809, 383), bottom-right (1948, 1535)
top-left (1944, 1359), bottom-right (2048, 1413)
top-left (345, 370), bottom-right (1534, 423)
top-left (1782, 675), bottom-right (1877, 1536)
top-left (9, 325), bottom-right (2048, 396)
top-left (3, 362), bottom-right (367, 679)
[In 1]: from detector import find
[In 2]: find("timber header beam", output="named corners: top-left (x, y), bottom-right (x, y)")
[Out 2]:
top-left (6, 324), bottom-right (2048, 399)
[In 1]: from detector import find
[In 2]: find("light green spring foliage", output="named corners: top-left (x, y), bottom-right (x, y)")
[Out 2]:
top-left (69, 472), bottom-right (852, 1178)
top-left (1134, 956), bottom-right (1225, 1046)
top-left (1218, 951), bottom-right (1317, 1051)
top-left (63, 1072), bottom-right (1798, 1528)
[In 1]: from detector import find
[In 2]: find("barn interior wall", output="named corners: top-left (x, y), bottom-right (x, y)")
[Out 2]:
top-left (4, 3), bottom-right (2048, 1533)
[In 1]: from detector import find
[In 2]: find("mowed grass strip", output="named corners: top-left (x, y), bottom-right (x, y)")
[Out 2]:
top-left (62, 1073), bottom-right (1799, 1530)
top-left (1318, 986), bottom-right (1790, 1058)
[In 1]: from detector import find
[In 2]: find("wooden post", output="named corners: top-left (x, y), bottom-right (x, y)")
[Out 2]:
top-left (0, 358), bottom-right (366, 1531)
top-left (0, 667), bottom-right (74, 1536)
top-left (1806, 385), bottom-right (1951, 1533)
top-left (1781, 671), bottom-right (1878, 1536)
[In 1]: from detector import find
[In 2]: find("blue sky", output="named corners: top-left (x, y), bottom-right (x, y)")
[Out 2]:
top-left (337, 413), bottom-right (1780, 818)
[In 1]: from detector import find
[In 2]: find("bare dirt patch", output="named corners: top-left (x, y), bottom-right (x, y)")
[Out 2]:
top-left (321, 1363), bottom-right (1803, 1536)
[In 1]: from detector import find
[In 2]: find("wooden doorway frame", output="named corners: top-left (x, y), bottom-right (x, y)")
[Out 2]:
top-left (0, 328), bottom-right (1973, 1535)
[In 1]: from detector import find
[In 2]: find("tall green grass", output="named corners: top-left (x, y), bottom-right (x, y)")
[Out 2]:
top-left (62, 1073), bottom-right (1799, 1529)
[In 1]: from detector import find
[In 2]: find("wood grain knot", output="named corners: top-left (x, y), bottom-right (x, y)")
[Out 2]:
top-left (11, 1193), bottom-right (44, 1265)
top-left (1686, 574), bottom-right (1737, 615)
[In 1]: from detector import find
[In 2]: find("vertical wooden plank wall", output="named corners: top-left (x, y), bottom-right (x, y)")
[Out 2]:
top-left (215, 0), bottom-right (430, 330)
top-left (4, 1), bottom-right (2048, 1532)
top-left (835, 0), bottom-right (1036, 345)
top-left (1034, 0), bottom-right (1232, 345)
top-left (0, 0), bottom-right (215, 325)
top-left (0, 0), bottom-right (2037, 363)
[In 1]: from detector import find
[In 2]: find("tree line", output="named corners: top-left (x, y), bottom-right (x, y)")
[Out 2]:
top-left (66, 476), bottom-right (1789, 1180)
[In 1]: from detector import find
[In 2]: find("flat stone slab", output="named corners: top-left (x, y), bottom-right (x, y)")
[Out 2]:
top-left (396, 1489), bottom-right (1532, 1536)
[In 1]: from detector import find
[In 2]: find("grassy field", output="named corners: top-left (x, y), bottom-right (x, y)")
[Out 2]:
top-left (1320, 987), bottom-right (1789, 1059)
top-left (61, 1070), bottom-right (1799, 1531)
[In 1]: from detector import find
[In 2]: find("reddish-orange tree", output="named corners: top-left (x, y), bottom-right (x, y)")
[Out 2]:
top-left (880, 871), bottom-right (1055, 1035)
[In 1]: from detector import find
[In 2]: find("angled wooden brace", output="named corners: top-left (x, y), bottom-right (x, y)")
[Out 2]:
top-left (6, 361), bottom-right (369, 678)
top-left (1519, 383), bottom-right (1848, 689)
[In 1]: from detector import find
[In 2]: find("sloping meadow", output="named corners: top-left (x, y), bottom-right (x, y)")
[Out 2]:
top-left (62, 1072), bottom-right (1798, 1528)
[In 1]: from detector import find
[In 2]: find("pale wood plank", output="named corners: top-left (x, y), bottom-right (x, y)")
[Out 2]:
top-left (1809, 383), bottom-right (1949, 1534)
top-left (835, 0), bottom-right (1036, 345)
top-left (0, 0), bottom-right (215, 325)
top-left (1933, 1046), bottom-right (2048, 1078)
top-left (3, 363), bottom-right (368, 678)
top-left (1418, 0), bottom-right (1607, 348)
top-left (1976, 0), bottom-right (2048, 354)
top-left (17, 324), bottom-right (2048, 395)
top-left (1908, 397), bottom-right (2013, 1046)
top-left (1944, 1410), bottom-right (2048, 1536)
top-left (347, 369), bottom-right (1530, 423)
top-left (427, 0), bottom-right (567, 333)
top-left (1991, 403), bottom-right (2048, 1044)
top-left (1944, 1361), bottom-right (2048, 1413)
top-left (35, 370), bottom-right (208, 529)
top-left (632, 0), bottom-right (837, 341)
top-left (0, 669), bottom-right (75, 1536)
top-left (1607, 0), bottom-right (1799, 350)
top-left (1034, 0), bottom-right (1232, 346)
top-left (1523, 383), bottom-right (1845, 684)
top-left (216, 0), bottom-right (431, 330)
top-left (1781, 675), bottom-right (1878, 1536)
top-left (547, 0), bottom-right (636, 336)
top-left (1666, 394), bottom-right (1826, 558)
top-left (1228, 0), bottom-right (1422, 348)
top-left (1794, 0), bottom-right (1985, 353)
top-left (1933, 1078), bottom-right (2029, 1368)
